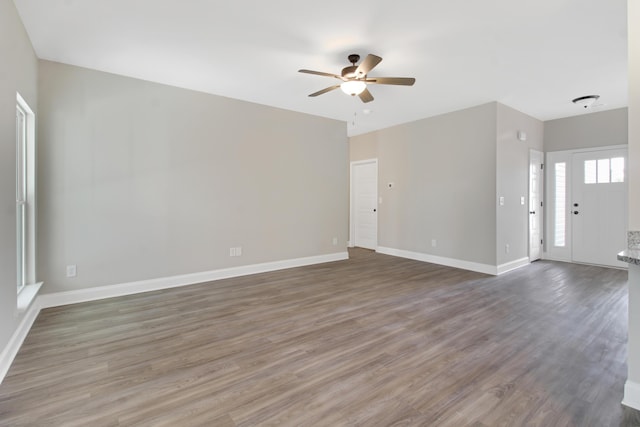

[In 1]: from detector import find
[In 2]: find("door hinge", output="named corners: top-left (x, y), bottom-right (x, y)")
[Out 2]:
top-left (540, 163), bottom-right (544, 170)
top-left (540, 201), bottom-right (543, 207)
top-left (541, 239), bottom-right (543, 245)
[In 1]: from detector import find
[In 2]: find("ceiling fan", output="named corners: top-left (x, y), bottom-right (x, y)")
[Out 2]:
top-left (299, 54), bottom-right (416, 103)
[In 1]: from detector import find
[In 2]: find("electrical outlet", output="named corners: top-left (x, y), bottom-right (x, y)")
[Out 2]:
top-left (505, 244), bottom-right (510, 254)
top-left (332, 237), bottom-right (338, 245)
top-left (236, 247), bottom-right (242, 256)
top-left (66, 265), bottom-right (77, 278)
top-left (499, 196), bottom-right (505, 206)
top-left (230, 247), bottom-right (242, 257)
top-left (431, 239), bottom-right (437, 247)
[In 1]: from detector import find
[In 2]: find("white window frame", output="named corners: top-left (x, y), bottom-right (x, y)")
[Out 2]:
top-left (16, 93), bottom-right (41, 311)
top-left (16, 102), bottom-right (27, 294)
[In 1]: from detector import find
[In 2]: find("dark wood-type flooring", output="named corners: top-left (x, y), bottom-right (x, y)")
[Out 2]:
top-left (1, 248), bottom-right (639, 426)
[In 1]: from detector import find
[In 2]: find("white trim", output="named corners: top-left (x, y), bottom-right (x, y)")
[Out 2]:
top-left (529, 149), bottom-right (544, 262)
top-left (623, 380), bottom-right (640, 411)
top-left (376, 246), bottom-right (498, 275)
top-left (496, 257), bottom-right (530, 275)
top-left (16, 92), bottom-right (37, 291)
top-left (39, 251), bottom-right (349, 308)
top-left (0, 298), bottom-right (41, 384)
top-left (17, 281), bottom-right (42, 313)
top-left (546, 144), bottom-right (628, 155)
top-left (349, 158), bottom-right (378, 250)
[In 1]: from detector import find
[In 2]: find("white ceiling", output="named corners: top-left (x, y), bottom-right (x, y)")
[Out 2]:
top-left (13, 0), bottom-right (628, 136)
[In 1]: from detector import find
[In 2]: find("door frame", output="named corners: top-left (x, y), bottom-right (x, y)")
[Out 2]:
top-left (544, 144), bottom-right (628, 263)
top-left (529, 149), bottom-right (544, 261)
top-left (571, 147), bottom-right (628, 268)
top-left (349, 159), bottom-right (378, 248)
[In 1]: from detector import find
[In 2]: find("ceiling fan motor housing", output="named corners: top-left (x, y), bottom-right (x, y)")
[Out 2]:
top-left (342, 65), bottom-right (359, 79)
top-left (342, 54), bottom-right (362, 78)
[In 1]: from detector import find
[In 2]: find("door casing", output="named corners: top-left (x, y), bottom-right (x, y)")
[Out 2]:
top-left (529, 149), bottom-right (544, 261)
top-left (350, 159), bottom-right (378, 250)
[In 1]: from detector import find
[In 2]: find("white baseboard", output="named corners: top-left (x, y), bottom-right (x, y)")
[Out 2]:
top-left (0, 299), bottom-right (41, 384)
top-left (496, 257), bottom-right (530, 275)
top-left (376, 246), bottom-right (498, 275)
top-left (39, 251), bottom-right (349, 308)
top-left (623, 380), bottom-right (640, 411)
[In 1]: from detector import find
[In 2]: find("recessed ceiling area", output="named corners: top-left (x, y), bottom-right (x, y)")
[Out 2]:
top-left (13, 0), bottom-right (628, 136)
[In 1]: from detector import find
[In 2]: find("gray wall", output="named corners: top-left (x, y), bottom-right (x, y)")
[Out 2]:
top-left (350, 134), bottom-right (378, 162)
top-left (496, 104), bottom-right (544, 265)
top-left (38, 60), bottom-right (348, 293)
top-left (350, 103), bottom-right (498, 266)
top-left (544, 108), bottom-right (628, 152)
top-left (0, 0), bottom-right (39, 351)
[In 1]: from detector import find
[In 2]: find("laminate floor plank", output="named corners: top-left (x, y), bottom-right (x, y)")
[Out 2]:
top-left (0, 248), bottom-right (637, 426)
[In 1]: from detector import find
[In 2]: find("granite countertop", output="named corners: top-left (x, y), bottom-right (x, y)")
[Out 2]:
top-left (618, 249), bottom-right (640, 265)
top-left (617, 231), bottom-right (640, 265)
top-left (618, 231), bottom-right (640, 265)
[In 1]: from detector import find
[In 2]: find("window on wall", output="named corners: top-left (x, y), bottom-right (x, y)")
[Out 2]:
top-left (584, 157), bottom-right (625, 184)
top-left (15, 93), bottom-right (36, 298)
top-left (16, 103), bottom-right (27, 293)
top-left (554, 162), bottom-right (566, 247)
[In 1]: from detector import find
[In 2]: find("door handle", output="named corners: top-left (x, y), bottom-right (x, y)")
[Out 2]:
top-left (373, 209), bottom-right (377, 212)
top-left (529, 211), bottom-right (535, 214)
top-left (573, 211), bottom-right (579, 215)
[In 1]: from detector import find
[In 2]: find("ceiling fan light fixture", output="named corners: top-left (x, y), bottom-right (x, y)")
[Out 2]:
top-left (572, 95), bottom-right (600, 108)
top-left (340, 80), bottom-right (367, 96)
top-left (299, 53), bottom-right (415, 103)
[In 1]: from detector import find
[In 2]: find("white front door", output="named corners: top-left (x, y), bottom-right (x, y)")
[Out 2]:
top-left (529, 150), bottom-right (543, 261)
top-left (571, 148), bottom-right (627, 268)
top-left (351, 160), bottom-right (378, 250)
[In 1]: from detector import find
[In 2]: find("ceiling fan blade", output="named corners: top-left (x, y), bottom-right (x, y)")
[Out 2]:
top-left (365, 77), bottom-right (416, 86)
top-left (309, 85), bottom-right (341, 97)
top-left (358, 88), bottom-right (374, 103)
top-left (299, 69), bottom-right (345, 80)
top-left (355, 54), bottom-right (382, 77)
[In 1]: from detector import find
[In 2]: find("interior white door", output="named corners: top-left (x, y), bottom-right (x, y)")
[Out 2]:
top-left (352, 160), bottom-right (378, 250)
top-left (529, 149), bottom-right (543, 261)
top-left (571, 149), bottom-right (627, 268)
